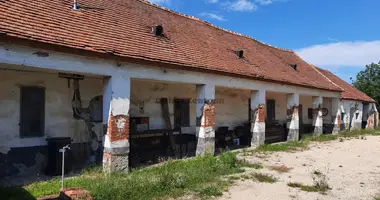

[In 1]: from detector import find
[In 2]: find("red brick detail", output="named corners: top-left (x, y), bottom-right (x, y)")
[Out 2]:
top-left (60, 187), bottom-right (93, 200)
top-left (201, 103), bottom-right (215, 127)
top-left (103, 152), bottom-right (112, 159)
top-left (367, 114), bottom-right (375, 129)
top-left (336, 115), bottom-right (341, 127)
top-left (292, 106), bottom-right (299, 120)
top-left (286, 106), bottom-right (299, 120)
top-left (107, 115), bottom-right (129, 142)
top-left (257, 104), bottom-right (265, 122)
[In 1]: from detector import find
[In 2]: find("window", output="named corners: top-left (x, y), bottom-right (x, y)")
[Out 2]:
top-left (20, 86), bottom-right (45, 137)
top-left (174, 99), bottom-right (190, 128)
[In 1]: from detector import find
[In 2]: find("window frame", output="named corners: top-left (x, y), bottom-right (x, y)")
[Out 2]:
top-left (19, 86), bottom-right (46, 138)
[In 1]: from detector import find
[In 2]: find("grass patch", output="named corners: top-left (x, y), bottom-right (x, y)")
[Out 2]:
top-left (269, 165), bottom-right (293, 173)
top-left (287, 181), bottom-right (331, 194)
top-left (237, 159), bottom-right (263, 169)
top-left (196, 185), bottom-right (224, 198)
top-left (303, 134), bottom-right (338, 142)
top-left (287, 171), bottom-right (331, 194)
top-left (339, 128), bottom-right (380, 137)
top-left (255, 141), bottom-right (308, 153)
top-left (2, 152), bottom-right (245, 200)
top-left (254, 128), bottom-right (380, 154)
top-left (252, 173), bottom-right (278, 183)
top-left (288, 182), bottom-right (320, 192)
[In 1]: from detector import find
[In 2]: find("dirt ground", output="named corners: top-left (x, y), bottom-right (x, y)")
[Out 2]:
top-left (218, 136), bottom-right (380, 200)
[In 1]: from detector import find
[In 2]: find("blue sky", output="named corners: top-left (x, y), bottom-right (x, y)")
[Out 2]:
top-left (148, 0), bottom-right (380, 83)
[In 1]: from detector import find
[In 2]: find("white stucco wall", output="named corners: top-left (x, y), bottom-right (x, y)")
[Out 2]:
top-left (215, 87), bottom-right (250, 129)
top-left (0, 68), bottom-right (103, 153)
top-left (341, 100), bottom-right (363, 130)
top-left (299, 95), bottom-right (313, 125)
top-left (266, 92), bottom-right (287, 123)
top-left (323, 97), bottom-right (333, 123)
top-left (130, 81), bottom-right (251, 131)
top-left (130, 80), bottom-right (197, 129)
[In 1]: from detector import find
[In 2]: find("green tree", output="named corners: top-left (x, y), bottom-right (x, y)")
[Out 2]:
top-left (353, 62), bottom-right (380, 108)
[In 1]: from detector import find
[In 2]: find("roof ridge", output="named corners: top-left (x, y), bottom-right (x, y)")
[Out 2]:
top-left (306, 63), bottom-right (344, 92)
top-left (314, 66), bottom-right (376, 102)
top-left (138, 0), bottom-right (293, 53)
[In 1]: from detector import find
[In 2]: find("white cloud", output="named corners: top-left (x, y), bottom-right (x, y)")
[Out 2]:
top-left (200, 13), bottom-right (226, 21)
top-left (206, 0), bottom-right (219, 3)
top-left (296, 41), bottom-right (380, 67)
top-left (256, 0), bottom-right (273, 5)
top-left (148, 0), bottom-right (170, 5)
top-left (224, 0), bottom-right (257, 11)
top-left (256, 0), bottom-right (290, 5)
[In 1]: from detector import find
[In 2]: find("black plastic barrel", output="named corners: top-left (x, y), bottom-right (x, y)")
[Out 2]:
top-left (45, 137), bottom-right (72, 176)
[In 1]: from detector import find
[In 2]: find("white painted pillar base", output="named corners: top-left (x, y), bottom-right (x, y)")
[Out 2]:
top-left (331, 98), bottom-right (341, 134)
top-left (287, 93), bottom-right (299, 141)
top-left (196, 84), bottom-right (215, 155)
top-left (312, 96), bottom-right (323, 136)
top-left (250, 89), bottom-right (266, 148)
top-left (102, 75), bottom-right (131, 173)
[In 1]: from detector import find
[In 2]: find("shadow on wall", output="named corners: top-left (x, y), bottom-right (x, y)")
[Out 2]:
top-left (0, 187), bottom-right (37, 200)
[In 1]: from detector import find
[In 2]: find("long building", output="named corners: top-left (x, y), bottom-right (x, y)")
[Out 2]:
top-left (0, 0), bottom-right (377, 180)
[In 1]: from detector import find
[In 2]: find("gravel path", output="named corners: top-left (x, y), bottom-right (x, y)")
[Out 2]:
top-left (218, 136), bottom-right (380, 200)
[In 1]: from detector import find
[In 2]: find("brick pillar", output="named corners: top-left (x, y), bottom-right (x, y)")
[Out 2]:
top-left (250, 89), bottom-right (266, 148)
top-left (331, 98), bottom-right (341, 134)
top-left (366, 103), bottom-right (377, 129)
top-left (196, 84), bottom-right (215, 155)
top-left (312, 96), bottom-right (323, 136)
top-left (102, 76), bottom-right (130, 173)
top-left (375, 104), bottom-right (379, 128)
top-left (287, 93), bottom-right (299, 141)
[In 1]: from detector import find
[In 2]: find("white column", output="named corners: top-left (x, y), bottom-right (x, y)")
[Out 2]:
top-left (331, 98), bottom-right (341, 134)
top-left (196, 84), bottom-right (215, 155)
top-left (250, 89), bottom-right (266, 148)
top-left (102, 75), bottom-right (131, 172)
top-left (366, 103), bottom-right (377, 129)
top-left (287, 93), bottom-right (299, 141)
top-left (312, 96), bottom-right (323, 136)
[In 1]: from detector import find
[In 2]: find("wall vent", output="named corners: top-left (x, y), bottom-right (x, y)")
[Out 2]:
top-left (152, 25), bottom-right (164, 36)
top-left (234, 50), bottom-right (244, 58)
top-left (290, 64), bottom-right (297, 70)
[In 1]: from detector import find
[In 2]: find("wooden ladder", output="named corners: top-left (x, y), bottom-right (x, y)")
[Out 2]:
top-left (160, 98), bottom-right (179, 156)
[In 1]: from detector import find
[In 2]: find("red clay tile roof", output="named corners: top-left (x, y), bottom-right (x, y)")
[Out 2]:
top-left (316, 67), bottom-right (375, 103)
top-left (0, 0), bottom-right (342, 91)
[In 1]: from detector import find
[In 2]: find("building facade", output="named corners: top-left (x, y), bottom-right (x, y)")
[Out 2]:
top-left (0, 0), bottom-right (377, 181)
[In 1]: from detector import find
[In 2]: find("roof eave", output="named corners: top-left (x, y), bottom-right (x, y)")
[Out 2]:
top-left (1, 34), bottom-right (343, 93)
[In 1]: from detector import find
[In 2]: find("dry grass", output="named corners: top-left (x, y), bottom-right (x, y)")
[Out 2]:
top-left (287, 171), bottom-right (331, 194)
top-left (251, 173), bottom-right (278, 183)
top-left (269, 165), bottom-right (293, 173)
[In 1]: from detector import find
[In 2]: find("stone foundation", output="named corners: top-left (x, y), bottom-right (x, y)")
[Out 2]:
top-left (313, 126), bottom-right (323, 136)
top-left (251, 131), bottom-right (265, 147)
top-left (287, 129), bottom-right (299, 141)
top-left (196, 137), bottom-right (215, 155)
top-left (103, 153), bottom-right (129, 172)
